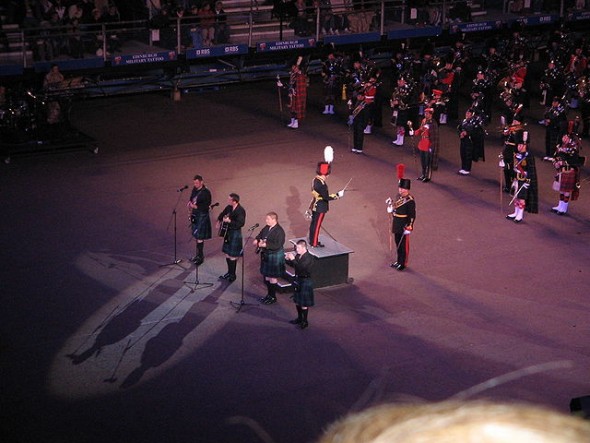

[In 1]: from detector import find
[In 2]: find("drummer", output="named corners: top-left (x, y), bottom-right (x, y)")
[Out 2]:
top-left (43, 64), bottom-right (65, 90)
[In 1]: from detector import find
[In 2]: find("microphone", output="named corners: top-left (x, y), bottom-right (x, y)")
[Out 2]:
top-left (177, 185), bottom-right (189, 192)
top-left (248, 223), bottom-right (260, 231)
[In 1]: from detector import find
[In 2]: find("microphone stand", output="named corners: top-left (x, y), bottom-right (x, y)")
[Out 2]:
top-left (230, 226), bottom-right (257, 313)
top-left (184, 244), bottom-right (214, 292)
top-left (160, 187), bottom-right (187, 268)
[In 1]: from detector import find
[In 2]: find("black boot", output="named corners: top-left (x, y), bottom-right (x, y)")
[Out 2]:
top-left (263, 282), bottom-right (277, 305)
top-left (259, 280), bottom-right (272, 302)
top-left (299, 308), bottom-right (309, 329)
top-left (290, 305), bottom-right (303, 324)
top-left (220, 258), bottom-right (232, 280)
top-left (227, 259), bottom-right (237, 282)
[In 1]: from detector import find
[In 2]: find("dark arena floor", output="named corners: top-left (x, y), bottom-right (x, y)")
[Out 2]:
top-left (1, 77), bottom-right (589, 443)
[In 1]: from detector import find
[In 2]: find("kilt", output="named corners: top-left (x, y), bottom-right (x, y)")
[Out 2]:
top-left (558, 168), bottom-right (579, 195)
top-left (293, 277), bottom-right (314, 307)
top-left (260, 248), bottom-right (285, 278)
top-left (191, 211), bottom-right (212, 240)
top-left (222, 229), bottom-right (243, 257)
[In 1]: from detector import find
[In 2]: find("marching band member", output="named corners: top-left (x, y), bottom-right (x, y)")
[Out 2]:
top-left (217, 193), bottom-right (246, 282)
top-left (321, 51), bottom-right (343, 116)
top-left (308, 149), bottom-right (344, 247)
top-left (500, 115), bottom-right (525, 193)
top-left (551, 122), bottom-right (583, 215)
top-left (411, 107), bottom-right (438, 182)
top-left (506, 133), bottom-right (538, 223)
top-left (390, 75), bottom-right (414, 146)
top-left (287, 58), bottom-right (308, 129)
top-left (542, 96), bottom-right (567, 161)
top-left (457, 108), bottom-right (484, 175)
top-left (187, 174), bottom-right (213, 266)
top-left (351, 83), bottom-right (369, 153)
top-left (362, 73), bottom-right (378, 134)
top-left (387, 164), bottom-right (416, 271)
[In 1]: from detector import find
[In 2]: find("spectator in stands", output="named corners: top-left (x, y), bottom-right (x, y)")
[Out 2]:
top-left (68, 3), bottom-right (84, 22)
top-left (67, 17), bottom-right (85, 58)
top-left (103, 4), bottom-right (122, 53)
top-left (448, 0), bottom-right (472, 23)
top-left (198, 2), bottom-right (215, 47)
top-left (36, 0), bottom-right (56, 21)
top-left (213, 1), bottom-right (228, 44)
top-left (79, 0), bottom-right (96, 23)
top-left (291, 0), bottom-right (311, 37)
top-left (0, 17), bottom-right (10, 52)
top-left (186, 4), bottom-right (202, 48)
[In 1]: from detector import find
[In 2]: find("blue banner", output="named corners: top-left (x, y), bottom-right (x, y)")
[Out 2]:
top-left (34, 57), bottom-right (104, 73)
top-left (186, 44), bottom-right (249, 59)
top-left (112, 51), bottom-right (177, 66)
top-left (0, 64), bottom-right (24, 76)
top-left (323, 32), bottom-right (381, 45)
top-left (256, 38), bottom-right (317, 53)
top-left (566, 10), bottom-right (590, 21)
top-left (387, 26), bottom-right (442, 40)
top-left (513, 14), bottom-right (558, 26)
top-left (451, 20), bottom-right (504, 33)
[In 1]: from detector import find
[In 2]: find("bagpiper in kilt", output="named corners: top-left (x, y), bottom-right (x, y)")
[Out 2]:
top-left (254, 212), bottom-right (286, 305)
top-left (551, 124), bottom-right (583, 215)
top-left (542, 97), bottom-right (567, 160)
top-left (506, 140), bottom-right (538, 223)
top-left (285, 239), bottom-right (315, 329)
top-left (217, 193), bottom-right (245, 282)
top-left (287, 60), bottom-right (308, 129)
top-left (187, 174), bottom-right (212, 265)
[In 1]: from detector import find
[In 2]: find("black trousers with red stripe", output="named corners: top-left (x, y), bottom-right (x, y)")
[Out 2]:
top-left (309, 211), bottom-right (326, 246)
top-left (394, 232), bottom-right (410, 266)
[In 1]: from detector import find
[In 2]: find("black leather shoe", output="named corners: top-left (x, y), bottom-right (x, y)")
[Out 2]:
top-left (396, 264), bottom-right (405, 271)
top-left (219, 273), bottom-right (231, 280)
top-left (506, 214), bottom-right (516, 220)
top-left (263, 296), bottom-right (277, 305)
top-left (289, 318), bottom-right (302, 325)
top-left (258, 295), bottom-right (270, 302)
top-left (422, 177), bottom-right (430, 183)
top-left (227, 274), bottom-right (236, 282)
top-left (416, 175), bottom-right (425, 181)
top-left (513, 218), bottom-right (522, 224)
top-left (299, 321), bottom-right (309, 329)
top-left (390, 262), bottom-right (399, 268)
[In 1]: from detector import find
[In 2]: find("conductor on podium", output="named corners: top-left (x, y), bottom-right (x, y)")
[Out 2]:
top-left (308, 146), bottom-right (344, 247)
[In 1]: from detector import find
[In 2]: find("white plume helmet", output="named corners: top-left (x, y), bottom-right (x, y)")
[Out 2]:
top-left (324, 145), bottom-right (334, 163)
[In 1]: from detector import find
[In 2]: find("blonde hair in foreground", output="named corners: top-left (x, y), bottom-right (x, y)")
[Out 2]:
top-left (317, 401), bottom-right (590, 443)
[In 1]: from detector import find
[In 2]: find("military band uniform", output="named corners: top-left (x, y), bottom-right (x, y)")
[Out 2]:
top-left (552, 132), bottom-right (582, 215)
top-left (309, 174), bottom-right (339, 247)
top-left (506, 143), bottom-right (539, 223)
top-left (543, 98), bottom-right (567, 159)
top-left (390, 193), bottom-right (415, 270)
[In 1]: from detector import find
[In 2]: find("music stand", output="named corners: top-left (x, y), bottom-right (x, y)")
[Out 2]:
top-left (160, 189), bottom-right (186, 268)
top-left (230, 227), bottom-right (257, 313)
top-left (185, 240), bottom-right (214, 292)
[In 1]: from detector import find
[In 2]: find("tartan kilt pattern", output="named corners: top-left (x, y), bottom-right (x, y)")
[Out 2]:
top-left (191, 212), bottom-right (212, 240)
top-left (260, 248), bottom-right (285, 278)
top-left (559, 169), bottom-right (579, 199)
top-left (293, 278), bottom-right (314, 307)
top-left (222, 229), bottom-right (243, 257)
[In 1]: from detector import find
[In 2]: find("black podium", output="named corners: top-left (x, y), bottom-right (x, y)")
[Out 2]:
top-left (288, 235), bottom-right (354, 288)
